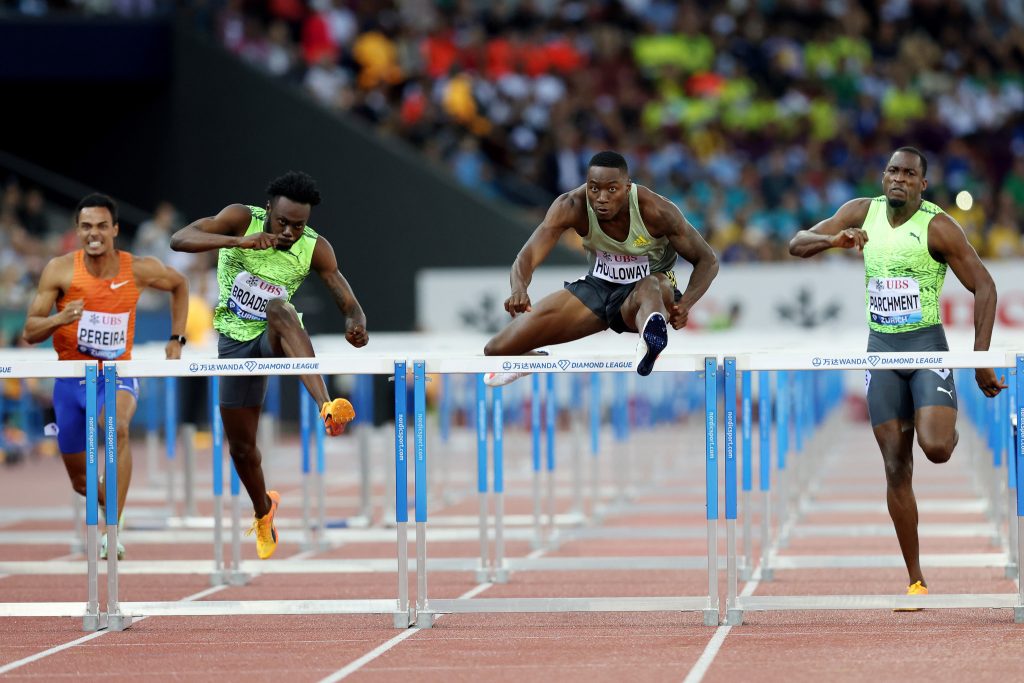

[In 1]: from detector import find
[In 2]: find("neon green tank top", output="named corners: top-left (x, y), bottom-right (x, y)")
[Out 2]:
top-left (214, 205), bottom-right (318, 341)
top-left (582, 184), bottom-right (678, 287)
top-left (862, 196), bottom-right (947, 333)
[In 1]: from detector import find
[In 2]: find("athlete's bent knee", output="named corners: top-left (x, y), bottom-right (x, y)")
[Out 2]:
top-left (69, 474), bottom-right (87, 497)
top-left (919, 437), bottom-right (954, 464)
top-left (484, 338), bottom-right (505, 356)
top-left (266, 299), bottom-right (298, 330)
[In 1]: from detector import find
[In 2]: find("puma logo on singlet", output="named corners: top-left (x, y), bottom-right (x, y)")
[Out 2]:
top-left (937, 386), bottom-right (954, 399)
top-left (110, 281), bottom-right (129, 290)
top-left (908, 231), bottom-right (921, 243)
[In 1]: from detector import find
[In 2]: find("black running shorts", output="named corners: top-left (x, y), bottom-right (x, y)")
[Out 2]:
top-left (865, 324), bottom-right (957, 427)
top-left (218, 331), bottom-right (275, 408)
top-left (564, 274), bottom-right (682, 334)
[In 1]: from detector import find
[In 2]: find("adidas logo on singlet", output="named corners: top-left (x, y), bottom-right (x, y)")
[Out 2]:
top-left (632, 235), bottom-right (650, 247)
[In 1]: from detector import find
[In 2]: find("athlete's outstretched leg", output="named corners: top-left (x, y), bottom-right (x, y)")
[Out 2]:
top-left (484, 289), bottom-right (607, 356)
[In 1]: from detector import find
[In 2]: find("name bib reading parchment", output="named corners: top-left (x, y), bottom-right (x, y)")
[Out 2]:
top-left (868, 277), bottom-right (922, 326)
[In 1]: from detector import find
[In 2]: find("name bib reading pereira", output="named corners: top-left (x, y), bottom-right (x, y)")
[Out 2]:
top-left (868, 277), bottom-right (922, 326)
top-left (593, 251), bottom-right (650, 284)
top-left (77, 310), bottom-right (129, 360)
top-left (229, 271), bottom-right (285, 321)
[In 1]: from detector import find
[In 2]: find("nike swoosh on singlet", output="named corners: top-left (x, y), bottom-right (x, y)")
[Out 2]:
top-left (110, 281), bottom-right (130, 290)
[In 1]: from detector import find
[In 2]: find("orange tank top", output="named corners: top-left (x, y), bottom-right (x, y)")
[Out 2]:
top-left (53, 250), bottom-right (140, 361)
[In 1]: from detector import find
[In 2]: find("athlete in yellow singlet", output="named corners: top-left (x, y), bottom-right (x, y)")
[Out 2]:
top-left (789, 147), bottom-right (1006, 603)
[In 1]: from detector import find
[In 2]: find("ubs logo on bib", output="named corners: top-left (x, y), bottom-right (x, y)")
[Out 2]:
top-left (229, 271), bottom-right (285, 321)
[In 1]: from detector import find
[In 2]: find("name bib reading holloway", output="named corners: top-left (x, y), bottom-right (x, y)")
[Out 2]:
top-left (229, 271), bottom-right (286, 321)
top-left (592, 251), bottom-right (651, 284)
top-left (868, 277), bottom-right (922, 326)
top-left (77, 310), bottom-right (129, 360)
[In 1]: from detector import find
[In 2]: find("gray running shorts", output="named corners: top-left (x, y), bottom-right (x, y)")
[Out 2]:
top-left (865, 324), bottom-right (957, 427)
top-left (218, 331), bottom-right (275, 409)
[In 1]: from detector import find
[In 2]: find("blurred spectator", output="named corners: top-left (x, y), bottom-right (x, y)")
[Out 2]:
top-left (13, 0), bottom-right (1024, 260)
top-left (133, 201), bottom-right (196, 309)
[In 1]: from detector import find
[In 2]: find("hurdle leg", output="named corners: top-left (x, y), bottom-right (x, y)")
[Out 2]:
top-left (181, 423), bottom-right (197, 519)
top-left (70, 492), bottom-right (86, 555)
top-left (393, 362), bottom-right (412, 628)
top-left (83, 365), bottom-right (105, 632)
top-left (475, 375), bottom-right (489, 583)
top-left (412, 362), bottom-right (434, 628)
top-left (493, 386), bottom-right (508, 583)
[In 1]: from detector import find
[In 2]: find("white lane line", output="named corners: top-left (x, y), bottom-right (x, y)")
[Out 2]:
top-left (318, 581), bottom-right (495, 683)
top-left (681, 575), bottom-right (762, 683)
top-left (0, 585), bottom-right (227, 675)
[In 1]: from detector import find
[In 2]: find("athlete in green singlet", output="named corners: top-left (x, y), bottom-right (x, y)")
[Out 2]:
top-left (789, 147), bottom-right (1006, 602)
top-left (483, 151), bottom-right (719, 384)
top-left (170, 171), bottom-right (367, 559)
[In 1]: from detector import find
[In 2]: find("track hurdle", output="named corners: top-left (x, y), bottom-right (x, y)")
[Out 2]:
top-left (725, 350), bottom-right (1024, 624)
top-left (411, 354), bottom-right (720, 628)
top-left (0, 356), bottom-right (413, 629)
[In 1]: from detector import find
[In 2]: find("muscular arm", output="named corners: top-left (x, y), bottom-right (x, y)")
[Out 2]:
top-left (169, 204), bottom-right (256, 253)
top-left (311, 236), bottom-right (368, 347)
top-left (928, 214), bottom-right (1005, 396)
top-left (505, 192), bottom-right (583, 315)
top-left (22, 256), bottom-right (76, 344)
top-left (789, 198), bottom-right (872, 258)
top-left (641, 189), bottom-right (719, 313)
top-left (134, 256), bottom-right (189, 359)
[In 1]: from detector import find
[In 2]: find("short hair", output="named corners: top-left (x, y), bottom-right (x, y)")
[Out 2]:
top-left (266, 170), bottom-right (322, 206)
top-left (74, 193), bottom-right (118, 224)
top-left (588, 151), bottom-right (629, 175)
top-left (893, 146), bottom-right (927, 178)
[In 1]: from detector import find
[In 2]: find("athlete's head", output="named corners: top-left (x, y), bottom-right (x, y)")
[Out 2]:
top-left (265, 171), bottom-right (321, 250)
top-left (74, 193), bottom-right (119, 257)
top-left (883, 147), bottom-right (928, 209)
top-left (586, 151), bottom-right (631, 221)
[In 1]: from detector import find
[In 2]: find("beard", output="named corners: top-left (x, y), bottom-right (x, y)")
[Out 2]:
top-left (887, 197), bottom-right (906, 208)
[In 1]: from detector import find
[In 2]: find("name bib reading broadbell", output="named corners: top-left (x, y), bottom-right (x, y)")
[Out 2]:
top-left (229, 271), bottom-right (286, 321)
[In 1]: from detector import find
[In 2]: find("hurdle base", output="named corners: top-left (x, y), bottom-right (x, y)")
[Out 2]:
top-left (415, 611), bottom-right (434, 628)
top-left (703, 608), bottom-right (719, 626)
top-left (760, 567), bottom-right (775, 581)
top-left (474, 568), bottom-right (489, 583)
top-left (83, 611), bottom-right (106, 632)
top-left (106, 612), bottom-right (132, 631)
top-left (209, 570), bottom-right (228, 587)
top-left (492, 567), bottom-right (509, 584)
top-left (392, 609), bottom-right (413, 629)
top-left (1005, 566), bottom-right (1019, 580)
top-left (227, 570), bottom-right (250, 586)
top-left (1016, 606), bottom-right (1024, 624)
top-left (726, 608), bottom-right (744, 625)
